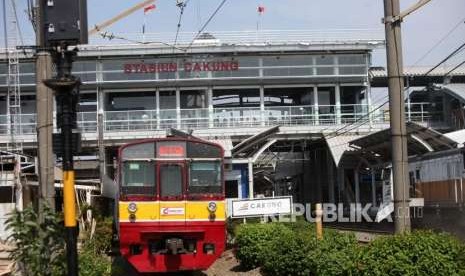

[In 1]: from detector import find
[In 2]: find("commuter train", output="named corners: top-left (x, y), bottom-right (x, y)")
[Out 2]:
top-left (115, 137), bottom-right (225, 273)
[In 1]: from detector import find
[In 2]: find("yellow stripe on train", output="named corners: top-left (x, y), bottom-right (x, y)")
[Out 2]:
top-left (119, 201), bottom-right (226, 222)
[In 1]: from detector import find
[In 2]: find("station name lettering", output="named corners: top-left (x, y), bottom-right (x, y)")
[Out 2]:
top-left (123, 61), bottom-right (239, 74)
top-left (249, 201), bottom-right (282, 209)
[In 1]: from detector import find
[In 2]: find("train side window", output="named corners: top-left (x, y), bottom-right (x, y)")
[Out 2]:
top-left (122, 161), bottom-right (156, 195)
top-left (188, 161), bottom-right (222, 194)
top-left (160, 164), bottom-right (183, 199)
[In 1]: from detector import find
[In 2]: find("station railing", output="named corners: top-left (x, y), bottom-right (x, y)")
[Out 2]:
top-left (0, 102), bottom-right (440, 136)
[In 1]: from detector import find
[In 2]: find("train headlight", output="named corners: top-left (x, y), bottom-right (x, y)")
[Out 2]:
top-left (207, 201), bottom-right (217, 213)
top-left (128, 202), bottom-right (137, 213)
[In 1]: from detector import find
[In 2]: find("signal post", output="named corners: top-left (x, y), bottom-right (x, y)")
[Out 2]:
top-left (39, 0), bottom-right (87, 274)
top-left (44, 48), bottom-right (80, 275)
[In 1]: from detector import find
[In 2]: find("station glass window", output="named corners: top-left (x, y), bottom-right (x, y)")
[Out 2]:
top-left (180, 90), bottom-right (207, 109)
top-left (159, 91), bottom-right (176, 110)
top-left (212, 89), bottom-right (260, 108)
top-left (263, 56), bottom-right (312, 67)
top-left (107, 92), bottom-right (156, 111)
top-left (318, 87), bottom-right (335, 115)
top-left (188, 161), bottom-right (222, 194)
top-left (79, 93), bottom-right (97, 112)
top-left (338, 55), bottom-right (366, 65)
top-left (264, 87), bottom-right (314, 106)
top-left (73, 61), bottom-right (97, 82)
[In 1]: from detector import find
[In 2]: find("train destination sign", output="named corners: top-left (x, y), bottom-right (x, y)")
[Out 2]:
top-left (231, 196), bottom-right (292, 218)
top-left (123, 60), bottom-right (240, 74)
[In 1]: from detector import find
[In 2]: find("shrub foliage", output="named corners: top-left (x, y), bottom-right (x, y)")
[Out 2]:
top-left (6, 205), bottom-right (113, 276)
top-left (234, 221), bottom-right (465, 276)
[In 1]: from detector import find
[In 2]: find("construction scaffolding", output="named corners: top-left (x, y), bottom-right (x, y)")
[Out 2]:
top-left (2, 0), bottom-right (23, 152)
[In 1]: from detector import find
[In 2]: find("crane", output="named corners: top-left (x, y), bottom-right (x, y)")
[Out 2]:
top-left (88, 0), bottom-right (155, 36)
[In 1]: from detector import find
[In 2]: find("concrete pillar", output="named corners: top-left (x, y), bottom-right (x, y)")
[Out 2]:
top-left (328, 149), bottom-right (335, 203)
top-left (337, 167), bottom-right (345, 203)
top-left (354, 170), bottom-right (360, 203)
top-left (176, 88), bottom-right (181, 129)
top-left (260, 85), bottom-right (265, 126)
top-left (14, 155), bottom-right (23, 211)
top-left (248, 159), bottom-right (254, 199)
top-left (156, 89), bottom-right (160, 129)
top-left (335, 84), bottom-right (341, 124)
top-left (313, 86), bottom-right (319, 125)
top-left (371, 170), bottom-right (377, 206)
top-left (208, 87), bottom-right (214, 128)
top-left (97, 88), bottom-right (106, 191)
top-left (366, 82), bottom-right (373, 126)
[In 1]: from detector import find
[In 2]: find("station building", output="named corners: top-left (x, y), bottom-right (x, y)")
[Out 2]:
top-left (1, 30), bottom-right (465, 228)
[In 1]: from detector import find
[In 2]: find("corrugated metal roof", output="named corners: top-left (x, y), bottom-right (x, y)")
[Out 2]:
top-left (369, 66), bottom-right (465, 78)
top-left (440, 83), bottom-right (465, 102)
top-left (350, 122), bottom-right (458, 162)
top-left (324, 134), bottom-right (364, 166)
top-left (206, 138), bottom-right (233, 158)
top-left (444, 129), bottom-right (465, 147)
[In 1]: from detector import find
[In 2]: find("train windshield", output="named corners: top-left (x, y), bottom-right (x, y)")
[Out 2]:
top-left (122, 161), bottom-right (156, 195)
top-left (160, 164), bottom-right (183, 199)
top-left (188, 161), bottom-right (222, 194)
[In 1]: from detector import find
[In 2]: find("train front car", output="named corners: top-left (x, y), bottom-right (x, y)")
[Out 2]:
top-left (117, 138), bottom-right (226, 273)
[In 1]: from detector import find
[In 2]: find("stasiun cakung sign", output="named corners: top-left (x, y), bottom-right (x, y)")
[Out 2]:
top-left (123, 60), bottom-right (240, 74)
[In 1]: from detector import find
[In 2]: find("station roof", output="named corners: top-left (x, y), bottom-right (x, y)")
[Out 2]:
top-left (439, 83), bottom-right (465, 103)
top-left (348, 122), bottom-right (457, 163)
top-left (324, 134), bottom-right (364, 166)
top-left (0, 29), bottom-right (385, 59)
top-left (232, 126), bottom-right (280, 159)
top-left (369, 66), bottom-right (465, 87)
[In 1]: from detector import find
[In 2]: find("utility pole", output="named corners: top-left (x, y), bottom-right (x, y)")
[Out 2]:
top-left (383, 0), bottom-right (411, 233)
top-left (35, 2), bottom-right (55, 211)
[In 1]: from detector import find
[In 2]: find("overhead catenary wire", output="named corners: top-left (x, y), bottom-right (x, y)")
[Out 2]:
top-left (444, 59), bottom-right (465, 78)
top-left (10, 0), bottom-right (25, 47)
top-left (424, 41), bottom-right (465, 76)
top-left (327, 39), bottom-right (465, 141)
top-left (413, 16), bottom-right (465, 66)
top-left (184, 0), bottom-right (228, 51)
top-left (173, 0), bottom-right (191, 48)
top-left (98, 31), bottom-right (186, 52)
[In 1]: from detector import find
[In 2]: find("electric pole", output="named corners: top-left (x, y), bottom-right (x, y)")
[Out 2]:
top-left (35, 2), bottom-right (55, 211)
top-left (383, 0), bottom-right (411, 233)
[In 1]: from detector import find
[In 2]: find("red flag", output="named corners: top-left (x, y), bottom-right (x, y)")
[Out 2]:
top-left (144, 4), bottom-right (156, 14)
top-left (258, 5), bottom-right (265, 14)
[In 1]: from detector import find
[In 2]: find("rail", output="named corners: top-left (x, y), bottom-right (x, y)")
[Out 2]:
top-left (0, 102), bottom-right (438, 136)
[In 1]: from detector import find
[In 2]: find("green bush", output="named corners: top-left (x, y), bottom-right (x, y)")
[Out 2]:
top-left (262, 225), bottom-right (360, 276)
top-left (6, 205), bottom-right (66, 276)
top-left (262, 230), bottom-right (317, 276)
top-left (312, 230), bottom-right (360, 276)
top-left (78, 218), bottom-right (113, 276)
top-left (358, 230), bottom-right (465, 276)
top-left (6, 205), bottom-right (114, 276)
top-left (234, 222), bottom-right (465, 276)
top-left (234, 223), bottom-right (293, 269)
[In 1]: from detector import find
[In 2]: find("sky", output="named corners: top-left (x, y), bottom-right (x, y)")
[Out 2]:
top-left (2, 0), bottom-right (465, 67)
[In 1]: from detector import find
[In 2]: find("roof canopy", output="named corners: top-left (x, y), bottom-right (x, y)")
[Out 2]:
top-left (327, 122), bottom-right (458, 168)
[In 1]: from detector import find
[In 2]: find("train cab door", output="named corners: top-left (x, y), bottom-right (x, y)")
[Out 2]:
top-left (157, 161), bottom-right (187, 225)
